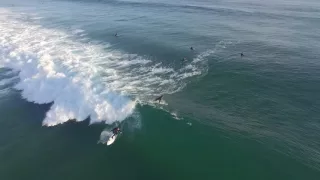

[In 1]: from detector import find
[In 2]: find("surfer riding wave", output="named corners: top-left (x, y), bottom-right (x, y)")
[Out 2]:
top-left (111, 127), bottom-right (122, 138)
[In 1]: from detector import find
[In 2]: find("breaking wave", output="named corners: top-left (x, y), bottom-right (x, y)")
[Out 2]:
top-left (0, 9), bottom-right (209, 126)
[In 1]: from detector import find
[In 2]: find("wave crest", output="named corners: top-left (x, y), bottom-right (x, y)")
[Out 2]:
top-left (0, 9), bottom-right (209, 126)
top-left (0, 10), bottom-right (136, 126)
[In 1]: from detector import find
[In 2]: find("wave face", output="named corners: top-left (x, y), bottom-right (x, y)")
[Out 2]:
top-left (0, 9), bottom-right (208, 126)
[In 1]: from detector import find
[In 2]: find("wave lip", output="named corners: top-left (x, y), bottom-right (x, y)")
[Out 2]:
top-left (0, 9), bottom-right (136, 126)
top-left (0, 9), bottom-right (210, 126)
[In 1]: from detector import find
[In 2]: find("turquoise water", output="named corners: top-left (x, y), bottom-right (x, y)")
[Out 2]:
top-left (1, 0), bottom-right (320, 179)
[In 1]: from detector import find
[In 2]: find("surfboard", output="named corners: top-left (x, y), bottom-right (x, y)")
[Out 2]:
top-left (106, 135), bottom-right (117, 146)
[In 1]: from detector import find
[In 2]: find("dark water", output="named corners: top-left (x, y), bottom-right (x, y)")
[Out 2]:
top-left (1, 0), bottom-right (320, 179)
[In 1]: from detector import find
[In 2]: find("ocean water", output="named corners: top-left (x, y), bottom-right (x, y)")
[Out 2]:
top-left (1, 0), bottom-right (320, 179)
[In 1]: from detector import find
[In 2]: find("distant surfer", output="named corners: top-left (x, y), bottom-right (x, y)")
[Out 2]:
top-left (111, 127), bottom-right (122, 138)
top-left (154, 95), bottom-right (163, 103)
top-left (190, 47), bottom-right (194, 51)
top-left (240, 52), bottom-right (244, 57)
top-left (114, 33), bottom-right (119, 37)
top-left (181, 57), bottom-right (187, 62)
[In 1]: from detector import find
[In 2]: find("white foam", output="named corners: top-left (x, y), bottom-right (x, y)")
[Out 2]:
top-left (170, 111), bottom-right (183, 120)
top-left (72, 29), bottom-right (85, 35)
top-left (98, 129), bottom-right (113, 144)
top-left (0, 9), bottom-right (135, 126)
top-left (0, 9), bottom-right (208, 126)
top-left (0, 76), bottom-right (17, 86)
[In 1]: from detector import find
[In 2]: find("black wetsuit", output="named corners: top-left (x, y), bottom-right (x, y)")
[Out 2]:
top-left (155, 95), bottom-right (163, 103)
top-left (112, 128), bottom-right (121, 138)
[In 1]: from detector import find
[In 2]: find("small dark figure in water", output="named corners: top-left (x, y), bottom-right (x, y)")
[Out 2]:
top-left (114, 33), bottom-right (119, 37)
top-left (154, 95), bottom-right (163, 103)
top-left (111, 127), bottom-right (122, 138)
top-left (181, 57), bottom-right (187, 62)
top-left (241, 52), bottom-right (244, 57)
top-left (190, 47), bottom-right (194, 51)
